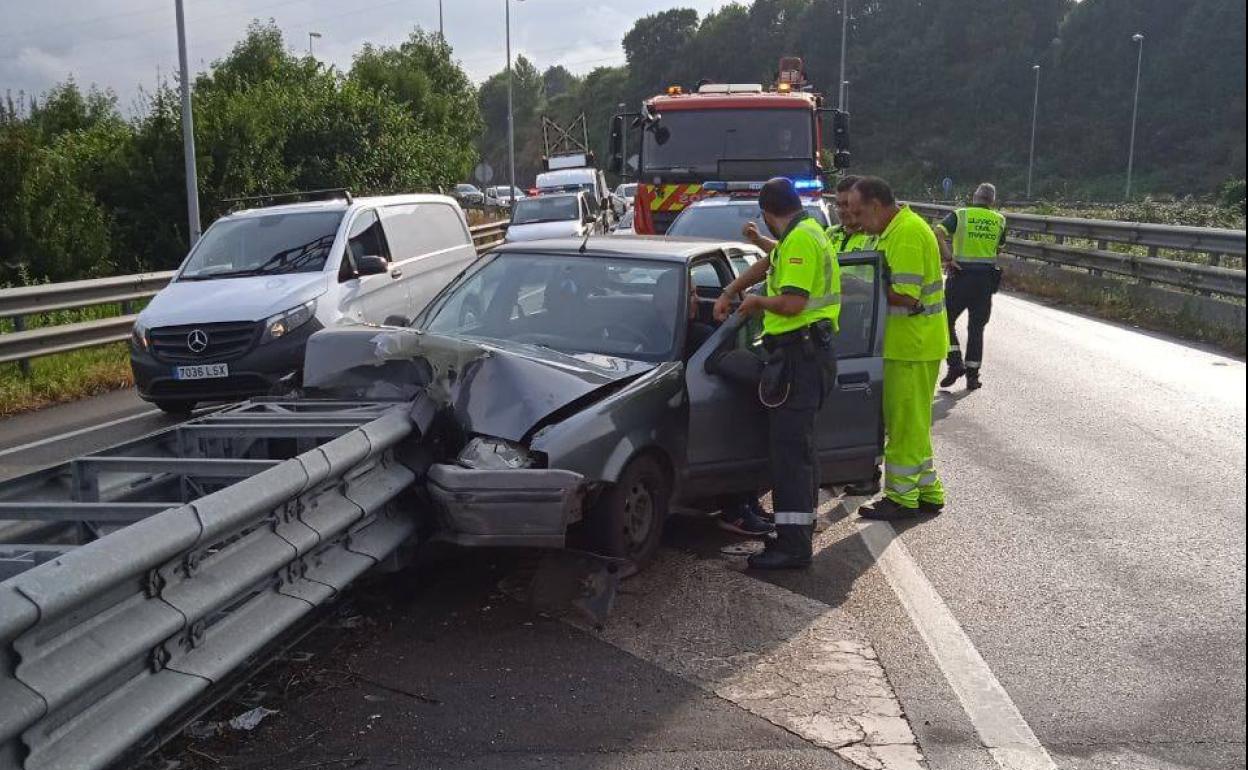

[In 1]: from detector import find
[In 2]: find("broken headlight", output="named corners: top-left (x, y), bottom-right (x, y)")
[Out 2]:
top-left (457, 437), bottom-right (539, 470)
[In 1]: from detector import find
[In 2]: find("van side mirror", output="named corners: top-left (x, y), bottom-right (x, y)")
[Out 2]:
top-left (356, 255), bottom-right (389, 276)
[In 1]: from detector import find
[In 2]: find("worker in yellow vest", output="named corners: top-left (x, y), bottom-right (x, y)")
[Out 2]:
top-left (716, 178), bottom-right (842, 568)
top-left (934, 183), bottom-right (1007, 391)
top-left (847, 177), bottom-right (948, 521)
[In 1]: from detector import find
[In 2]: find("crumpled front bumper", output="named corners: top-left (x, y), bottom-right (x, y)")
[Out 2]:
top-left (426, 464), bottom-right (586, 548)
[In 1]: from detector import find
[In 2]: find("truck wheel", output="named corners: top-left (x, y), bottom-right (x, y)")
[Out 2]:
top-left (590, 455), bottom-right (670, 567)
top-left (154, 399), bottom-right (196, 416)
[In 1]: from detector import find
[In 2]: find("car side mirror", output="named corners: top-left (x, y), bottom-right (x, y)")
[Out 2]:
top-left (356, 255), bottom-right (389, 276)
top-left (383, 314), bottom-right (410, 327)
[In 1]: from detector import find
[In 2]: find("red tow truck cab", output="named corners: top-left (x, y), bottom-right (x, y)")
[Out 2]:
top-left (608, 58), bottom-right (850, 235)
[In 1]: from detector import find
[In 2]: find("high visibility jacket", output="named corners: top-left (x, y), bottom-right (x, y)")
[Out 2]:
top-left (950, 206), bottom-right (1006, 267)
top-left (764, 214), bottom-right (842, 336)
top-left (827, 224), bottom-right (875, 256)
top-left (875, 206), bottom-right (949, 362)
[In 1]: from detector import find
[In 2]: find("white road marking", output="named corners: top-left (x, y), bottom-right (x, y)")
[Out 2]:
top-left (0, 408), bottom-right (159, 460)
top-left (857, 519), bottom-right (1059, 770)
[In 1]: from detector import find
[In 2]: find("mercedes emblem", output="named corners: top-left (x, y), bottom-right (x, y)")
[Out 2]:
top-left (186, 329), bottom-right (209, 353)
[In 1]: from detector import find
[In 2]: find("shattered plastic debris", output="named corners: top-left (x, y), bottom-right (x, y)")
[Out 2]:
top-left (184, 720), bottom-right (222, 740)
top-left (228, 706), bottom-right (279, 732)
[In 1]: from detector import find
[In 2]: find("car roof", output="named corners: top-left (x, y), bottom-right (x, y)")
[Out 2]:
top-left (523, 191), bottom-right (583, 201)
top-left (492, 235), bottom-right (752, 263)
top-left (222, 193), bottom-right (458, 219)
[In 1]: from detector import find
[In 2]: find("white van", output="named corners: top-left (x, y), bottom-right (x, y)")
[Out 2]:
top-left (130, 193), bottom-right (477, 413)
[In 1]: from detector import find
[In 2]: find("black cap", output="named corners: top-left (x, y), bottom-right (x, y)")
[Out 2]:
top-left (758, 177), bottom-right (802, 216)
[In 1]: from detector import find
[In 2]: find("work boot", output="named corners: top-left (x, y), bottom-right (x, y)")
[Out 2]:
top-left (940, 364), bottom-right (966, 389)
top-left (918, 500), bottom-right (945, 516)
top-left (858, 497), bottom-right (921, 522)
top-left (966, 371), bottom-right (982, 391)
top-left (718, 501), bottom-right (775, 537)
top-left (747, 524), bottom-right (812, 570)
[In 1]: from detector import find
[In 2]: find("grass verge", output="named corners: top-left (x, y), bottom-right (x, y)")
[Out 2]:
top-left (0, 343), bottom-right (134, 418)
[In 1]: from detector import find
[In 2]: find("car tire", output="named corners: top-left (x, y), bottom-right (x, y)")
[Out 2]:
top-left (154, 399), bottom-right (196, 416)
top-left (589, 455), bottom-right (670, 566)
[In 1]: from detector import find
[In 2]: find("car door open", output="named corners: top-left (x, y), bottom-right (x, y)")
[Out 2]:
top-left (817, 249), bottom-right (886, 485)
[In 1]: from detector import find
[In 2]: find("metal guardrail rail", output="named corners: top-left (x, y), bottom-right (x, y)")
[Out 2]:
top-left (908, 203), bottom-right (1246, 299)
top-left (0, 220), bottom-right (511, 370)
top-left (0, 398), bottom-right (418, 770)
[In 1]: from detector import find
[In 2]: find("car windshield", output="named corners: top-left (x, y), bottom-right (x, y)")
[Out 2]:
top-left (456, 185), bottom-right (478, 193)
top-left (616, 184), bottom-right (637, 198)
top-left (511, 196), bottom-right (579, 225)
top-left (179, 211), bottom-right (343, 280)
top-left (420, 253), bottom-right (684, 362)
top-left (667, 202), bottom-right (828, 240)
top-left (642, 109), bottom-right (813, 177)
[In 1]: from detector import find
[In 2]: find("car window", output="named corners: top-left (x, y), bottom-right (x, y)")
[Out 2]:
top-left (691, 261), bottom-right (724, 289)
top-left (422, 253), bottom-right (684, 362)
top-left (834, 260), bottom-right (879, 358)
top-left (512, 196), bottom-right (579, 225)
top-left (380, 203), bottom-right (468, 260)
top-left (341, 209), bottom-right (390, 279)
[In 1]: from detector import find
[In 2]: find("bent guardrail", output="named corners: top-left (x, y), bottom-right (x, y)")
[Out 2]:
top-left (0, 399), bottom-right (418, 770)
top-left (908, 202), bottom-right (1246, 299)
top-left (0, 220), bottom-right (510, 371)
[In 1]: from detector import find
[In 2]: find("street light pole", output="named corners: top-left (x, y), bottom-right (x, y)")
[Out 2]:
top-left (174, 0), bottom-right (200, 246)
top-left (438, 1), bottom-right (444, 39)
top-left (1125, 32), bottom-right (1144, 200)
top-left (308, 31), bottom-right (321, 57)
top-left (837, 0), bottom-right (849, 110)
top-left (1027, 64), bottom-right (1040, 199)
top-left (505, 0), bottom-right (519, 198)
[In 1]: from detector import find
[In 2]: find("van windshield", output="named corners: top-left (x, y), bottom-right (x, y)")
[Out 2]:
top-left (180, 211), bottom-right (344, 280)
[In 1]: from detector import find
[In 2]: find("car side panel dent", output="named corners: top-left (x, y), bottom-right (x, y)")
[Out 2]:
top-left (530, 362), bottom-right (686, 484)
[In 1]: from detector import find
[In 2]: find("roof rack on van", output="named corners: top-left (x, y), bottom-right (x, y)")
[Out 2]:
top-left (221, 188), bottom-right (354, 210)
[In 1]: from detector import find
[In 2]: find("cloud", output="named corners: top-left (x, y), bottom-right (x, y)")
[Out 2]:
top-left (0, 0), bottom-right (731, 110)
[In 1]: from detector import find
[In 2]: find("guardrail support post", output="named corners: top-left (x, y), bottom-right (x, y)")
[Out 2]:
top-left (11, 314), bottom-right (32, 377)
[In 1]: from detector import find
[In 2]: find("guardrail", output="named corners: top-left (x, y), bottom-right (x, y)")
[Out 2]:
top-left (907, 203), bottom-right (1246, 299)
top-left (0, 399), bottom-right (418, 770)
top-left (0, 220), bottom-right (512, 372)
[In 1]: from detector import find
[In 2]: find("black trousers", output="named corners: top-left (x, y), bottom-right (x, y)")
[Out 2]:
top-left (945, 269), bottom-right (996, 372)
top-left (767, 341), bottom-right (836, 530)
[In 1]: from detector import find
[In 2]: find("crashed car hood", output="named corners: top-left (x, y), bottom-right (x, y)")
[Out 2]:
top-left (303, 326), bottom-right (656, 442)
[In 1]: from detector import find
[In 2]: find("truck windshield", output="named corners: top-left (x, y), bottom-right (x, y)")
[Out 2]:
top-left (512, 196), bottom-right (579, 225)
top-left (180, 211), bottom-right (343, 280)
top-left (642, 109), bottom-right (812, 176)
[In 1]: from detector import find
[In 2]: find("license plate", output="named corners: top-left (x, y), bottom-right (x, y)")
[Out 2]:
top-left (174, 363), bottom-right (229, 380)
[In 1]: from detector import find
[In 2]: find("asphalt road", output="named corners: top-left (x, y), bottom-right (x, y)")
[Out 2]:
top-left (5, 292), bottom-right (1245, 770)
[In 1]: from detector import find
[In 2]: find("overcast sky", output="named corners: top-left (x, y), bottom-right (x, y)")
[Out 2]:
top-left (0, 0), bottom-right (734, 112)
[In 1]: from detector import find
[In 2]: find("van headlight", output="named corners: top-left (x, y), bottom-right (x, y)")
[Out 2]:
top-left (457, 437), bottom-right (540, 470)
top-left (261, 299), bottom-right (316, 344)
top-left (131, 321), bottom-right (149, 351)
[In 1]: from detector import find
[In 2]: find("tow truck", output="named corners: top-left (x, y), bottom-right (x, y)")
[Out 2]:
top-left (608, 57), bottom-right (850, 235)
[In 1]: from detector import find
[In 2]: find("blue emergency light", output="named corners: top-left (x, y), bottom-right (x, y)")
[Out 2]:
top-left (792, 178), bottom-right (824, 193)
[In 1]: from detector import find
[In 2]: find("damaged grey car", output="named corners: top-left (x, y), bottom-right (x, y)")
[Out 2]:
top-left (302, 237), bottom-right (887, 566)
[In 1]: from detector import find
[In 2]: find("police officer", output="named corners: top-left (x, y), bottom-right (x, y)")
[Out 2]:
top-left (714, 177), bottom-right (841, 569)
top-left (934, 183), bottom-right (1006, 391)
top-left (846, 177), bottom-right (948, 521)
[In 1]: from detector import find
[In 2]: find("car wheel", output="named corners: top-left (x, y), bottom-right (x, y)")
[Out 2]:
top-left (154, 399), bottom-right (196, 416)
top-left (590, 455), bottom-right (670, 566)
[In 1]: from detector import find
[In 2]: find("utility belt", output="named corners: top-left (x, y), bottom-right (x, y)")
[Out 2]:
top-left (759, 320), bottom-right (836, 409)
top-left (762, 319), bottom-right (835, 353)
top-left (952, 261), bottom-right (1003, 293)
